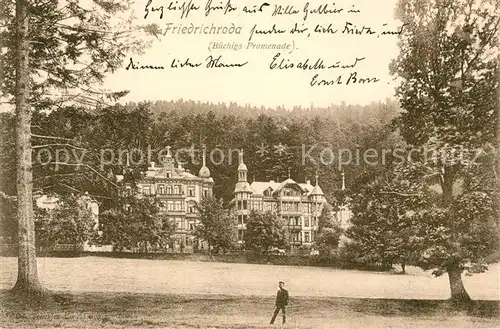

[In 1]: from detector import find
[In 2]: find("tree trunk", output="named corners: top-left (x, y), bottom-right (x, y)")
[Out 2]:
top-left (401, 262), bottom-right (406, 274)
top-left (12, 0), bottom-right (44, 295)
top-left (447, 262), bottom-right (472, 304)
top-left (442, 167), bottom-right (471, 304)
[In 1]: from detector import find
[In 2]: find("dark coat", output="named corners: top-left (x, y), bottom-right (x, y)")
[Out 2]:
top-left (275, 288), bottom-right (289, 307)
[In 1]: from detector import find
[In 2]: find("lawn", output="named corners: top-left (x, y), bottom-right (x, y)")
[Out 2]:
top-left (0, 257), bottom-right (499, 328)
top-left (0, 291), bottom-right (499, 328)
top-left (1, 257), bottom-right (499, 299)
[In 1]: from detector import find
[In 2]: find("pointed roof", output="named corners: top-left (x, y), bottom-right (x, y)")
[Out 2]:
top-left (310, 184), bottom-right (324, 196)
top-left (234, 181), bottom-right (253, 194)
top-left (273, 178), bottom-right (304, 194)
top-left (310, 173), bottom-right (324, 196)
top-left (199, 148), bottom-right (211, 178)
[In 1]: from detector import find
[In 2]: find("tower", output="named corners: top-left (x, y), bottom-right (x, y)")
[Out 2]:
top-left (238, 149), bottom-right (248, 182)
top-left (234, 149), bottom-right (252, 242)
top-left (310, 172), bottom-right (325, 202)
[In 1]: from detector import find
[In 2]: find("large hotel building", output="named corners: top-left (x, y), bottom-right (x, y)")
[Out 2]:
top-left (125, 147), bottom-right (214, 251)
top-left (232, 150), bottom-right (352, 249)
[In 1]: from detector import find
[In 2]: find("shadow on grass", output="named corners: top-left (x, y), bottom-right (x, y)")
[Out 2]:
top-left (1, 290), bottom-right (498, 318)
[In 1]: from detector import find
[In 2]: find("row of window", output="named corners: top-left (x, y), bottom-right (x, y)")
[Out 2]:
top-left (158, 202), bottom-right (199, 214)
top-left (286, 217), bottom-right (317, 227)
top-left (236, 215), bottom-right (317, 228)
top-left (159, 201), bottom-right (185, 212)
top-left (173, 218), bottom-right (196, 231)
top-left (142, 185), bottom-right (210, 197)
top-left (235, 201), bottom-right (322, 214)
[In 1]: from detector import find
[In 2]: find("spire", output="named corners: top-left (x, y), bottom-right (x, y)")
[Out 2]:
top-left (311, 171), bottom-right (324, 196)
top-left (199, 146), bottom-right (211, 178)
top-left (341, 170), bottom-right (346, 191)
top-left (238, 149), bottom-right (244, 165)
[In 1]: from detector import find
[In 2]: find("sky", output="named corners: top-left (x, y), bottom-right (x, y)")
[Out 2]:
top-left (0, 0), bottom-right (402, 113)
top-left (103, 0), bottom-right (403, 109)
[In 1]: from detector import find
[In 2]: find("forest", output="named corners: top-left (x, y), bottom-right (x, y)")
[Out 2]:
top-left (0, 98), bottom-right (401, 206)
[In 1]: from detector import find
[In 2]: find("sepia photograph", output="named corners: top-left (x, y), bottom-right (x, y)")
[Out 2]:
top-left (0, 0), bottom-right (499, 328)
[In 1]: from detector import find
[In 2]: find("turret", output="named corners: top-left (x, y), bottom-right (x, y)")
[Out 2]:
top-left (199, 147), bottom-right (211, 178)
top-left (234, 149), bottom-right (252, 194)
top-left (310, 173), bottom-right (324, 199)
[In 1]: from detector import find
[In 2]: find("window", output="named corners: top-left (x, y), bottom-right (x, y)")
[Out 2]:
top-left (173, 185), bottom-right (180, 194)
top-left (166, 172), bottom-right (171, 178)
top-left (304, 218), bottom-right (310, 227)
top-left (189, 223), bottom-right (195, 231)
top-left (188, 204), bottom-right (196, 213)
top-left (188, 187), bottom-right (195, 197)
top-left (158, 184), bottom-right (165, 194)
top-left (142, 186), bottom-right (151, 195)
top-left (238, 215), bottom-right (243, 224)
top-left (176, 218), bottom-right (182, 230)
top-left (203, 188), bottom-right (208, 197)
top-left (243, 200), bottom-right (248, 210)
top-left (243, 215), bottom-right (247, 223)
top-left (166, 185), bottom-right (172, 194)
top-left (305, 232), bottom-right (310, 242)
top-left (174, 201), bottom-right (182, 211)
top-left (167, 201), bottom-right (174, 211)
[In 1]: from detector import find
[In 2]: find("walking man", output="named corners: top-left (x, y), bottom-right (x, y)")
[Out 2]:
top-left (270, 281), bottom-right (289, 324)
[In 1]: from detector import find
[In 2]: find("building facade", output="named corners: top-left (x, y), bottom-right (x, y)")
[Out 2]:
top-left (129, 146), bottom-right (214, 252)
top-left (232, 150), bottom-right (340, 250)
